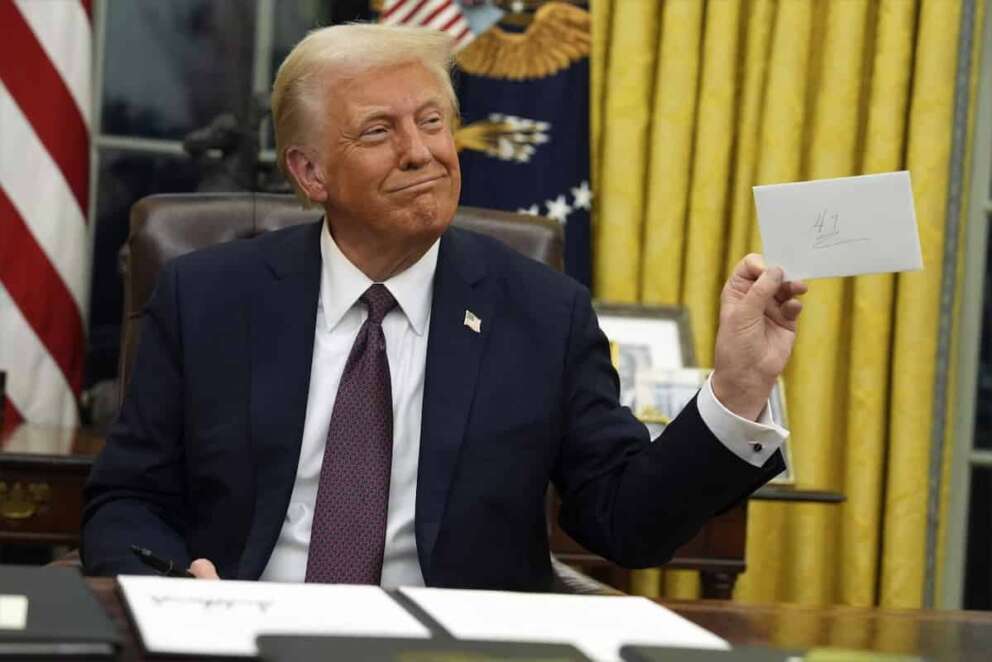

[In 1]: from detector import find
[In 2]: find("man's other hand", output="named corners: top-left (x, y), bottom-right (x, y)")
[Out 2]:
top-left (189, 558), bottom-right (220, 579)
top-left (712, 254), bottom-right (807, 421)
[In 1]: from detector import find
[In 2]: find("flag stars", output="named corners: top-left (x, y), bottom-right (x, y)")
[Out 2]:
top-left (571, 181), bottom-right (592, 210)
top-left (518, 204), bottom-right (540, 216)
top-left (545, 195), bottom-right (572, 225)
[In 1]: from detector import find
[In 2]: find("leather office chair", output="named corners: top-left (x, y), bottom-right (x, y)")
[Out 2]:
top-left (115, 192), bottom-right (618, 595)
top-left (119, 193), bottom-right (564, 393)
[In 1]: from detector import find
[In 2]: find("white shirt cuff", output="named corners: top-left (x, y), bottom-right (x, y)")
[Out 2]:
top-left (695, 375), bottom-right (789, 468)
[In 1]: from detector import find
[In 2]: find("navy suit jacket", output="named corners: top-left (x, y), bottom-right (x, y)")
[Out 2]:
top-left (82, 221), bottom-right (783, 589)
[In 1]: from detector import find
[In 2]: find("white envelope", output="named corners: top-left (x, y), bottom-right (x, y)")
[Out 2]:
top-left (753, 171), bottom-right (923, 280)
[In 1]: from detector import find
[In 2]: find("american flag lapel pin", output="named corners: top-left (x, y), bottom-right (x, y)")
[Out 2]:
top-left (463, 310), bottom-right (482, 334)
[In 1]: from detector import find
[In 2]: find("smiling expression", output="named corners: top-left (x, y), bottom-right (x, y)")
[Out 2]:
top-left (313, 60), bottom-right (461, 252)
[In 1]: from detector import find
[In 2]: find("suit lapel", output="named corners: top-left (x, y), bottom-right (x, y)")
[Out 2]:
top-left (417, 228), bottom-right (493, 581)
top-left (237, 221), bottom-right (322, 579)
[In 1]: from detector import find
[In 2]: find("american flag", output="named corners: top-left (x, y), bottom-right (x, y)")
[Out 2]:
top-left (379, 0), bottom-right (476, 51)
top-left (0, 0), bottom-right (91, 428)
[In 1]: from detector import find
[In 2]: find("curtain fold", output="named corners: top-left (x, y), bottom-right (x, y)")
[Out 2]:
top-left (639, 1), bottom-right (703, 304)
top-left (682, 0), bottom-right (743, 367)
top-left (882, 0), bottom-right (964, 609)
top-left (590, 0), bottom-right (981, 607)
top-left (838, 0), bottom-right (916, 608)
top-left (594, 1), bottom-right (661, 303)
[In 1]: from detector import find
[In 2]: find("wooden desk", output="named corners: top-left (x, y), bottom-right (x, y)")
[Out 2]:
top-left (0, 425), bottom-right (103, 545)
top-left (2, 424), bottom-right (842, 600)
top-left (549, 486), bottom-right (844, 599)
top-left (85, 577), bottom-right (992, 661)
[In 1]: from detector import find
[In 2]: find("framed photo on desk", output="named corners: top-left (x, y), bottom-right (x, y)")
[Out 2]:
top-left (634, 367), bottom-right (794, 485)
top-left (592, 303), bottom-right (695, 410)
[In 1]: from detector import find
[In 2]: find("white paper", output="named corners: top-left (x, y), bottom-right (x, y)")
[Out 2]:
top-left (753, 171), bottom-right (922, 280)
top-left (118, 576), bottom-right (430, 657)
top-left (0, 595), bottom-right (28, 630)
top-left (401, 587), bottom-right (728, 662)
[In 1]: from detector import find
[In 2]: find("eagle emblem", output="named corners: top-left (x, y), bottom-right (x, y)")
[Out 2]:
top-left (455, 1), bottom-right (590, 81)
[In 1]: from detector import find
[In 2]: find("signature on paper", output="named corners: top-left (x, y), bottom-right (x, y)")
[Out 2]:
top-left (150, 594), bottom-right (274, 613)
top-left (811, 208), bottom-right (869, 249)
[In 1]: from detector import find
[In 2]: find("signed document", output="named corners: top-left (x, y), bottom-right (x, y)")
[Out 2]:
top-left (753, 171), bottom-right (922, 280)
top-left (118, 576), bottom-right (430, 657)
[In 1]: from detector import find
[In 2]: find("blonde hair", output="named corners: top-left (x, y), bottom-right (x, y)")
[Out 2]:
top-left (271, 24), bottom-right (458, 205)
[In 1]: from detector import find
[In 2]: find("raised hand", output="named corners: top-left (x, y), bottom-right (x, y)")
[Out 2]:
top-left (711, 254), bottom-right (807, 421)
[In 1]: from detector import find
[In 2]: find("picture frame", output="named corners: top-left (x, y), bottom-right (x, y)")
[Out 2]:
top-left (633, 367), bottom-right (795, 485)
top-left (592, 302), bottom-right (695, 410)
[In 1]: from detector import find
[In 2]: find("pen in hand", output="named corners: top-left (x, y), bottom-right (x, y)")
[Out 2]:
top-left (129, 545), bottom-right (196, 578)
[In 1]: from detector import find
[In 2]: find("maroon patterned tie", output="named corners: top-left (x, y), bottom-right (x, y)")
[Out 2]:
top-left (306, 284), bottom-right (397, 584)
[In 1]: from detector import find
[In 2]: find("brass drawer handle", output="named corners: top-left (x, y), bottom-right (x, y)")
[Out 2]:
top-left (0, 481), bottom-right (52, 520)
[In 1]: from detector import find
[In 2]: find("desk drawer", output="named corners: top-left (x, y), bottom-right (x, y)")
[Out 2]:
top-left (0, 463), bottom-right (89, 545)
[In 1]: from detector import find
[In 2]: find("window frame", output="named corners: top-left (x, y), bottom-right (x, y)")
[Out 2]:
top-left (942, 1), bottom-right (992, 610)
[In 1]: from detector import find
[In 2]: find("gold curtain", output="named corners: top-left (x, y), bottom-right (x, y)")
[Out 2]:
top-left (591, 0), bottom-right (984, 607)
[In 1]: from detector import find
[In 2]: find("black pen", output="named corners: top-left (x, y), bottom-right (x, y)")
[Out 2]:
top-left (129, 545), bottom-right (196, 578)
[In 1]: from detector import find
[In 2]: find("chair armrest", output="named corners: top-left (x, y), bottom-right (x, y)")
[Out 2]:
top-left (550, 555), bottom-right (624, 595)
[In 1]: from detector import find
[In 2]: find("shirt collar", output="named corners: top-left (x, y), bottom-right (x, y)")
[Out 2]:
top-left (319, 220), bottom-right (438, 336)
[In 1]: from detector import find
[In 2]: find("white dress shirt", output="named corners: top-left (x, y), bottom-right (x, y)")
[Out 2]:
top-left (260, 223), bottom-right (789, 586)
top-left (260, 223), bottom-right (436, 587)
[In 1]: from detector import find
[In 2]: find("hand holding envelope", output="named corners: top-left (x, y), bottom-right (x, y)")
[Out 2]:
top-left (707, 171), bottom-right (921, 421)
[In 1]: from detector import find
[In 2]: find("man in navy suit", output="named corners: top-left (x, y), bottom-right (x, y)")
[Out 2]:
top-left (82, 24), bottom-right (807, 589)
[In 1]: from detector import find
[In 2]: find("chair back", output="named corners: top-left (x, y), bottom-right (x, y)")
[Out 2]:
top-left (120, 193), bottom-right (563, 392)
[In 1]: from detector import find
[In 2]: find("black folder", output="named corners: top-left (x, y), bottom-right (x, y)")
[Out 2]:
top-left (0, 566), bottom-right (119, 658)
top-left (620, 646), bottom-right (800, 661)
top-left (257, 634), bottom-right (593, 661)
top-left (621, 645), bottom-right (925, 661)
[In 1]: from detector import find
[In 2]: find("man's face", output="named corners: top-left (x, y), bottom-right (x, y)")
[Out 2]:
top-left (316, 60), bottom-right (461, 247)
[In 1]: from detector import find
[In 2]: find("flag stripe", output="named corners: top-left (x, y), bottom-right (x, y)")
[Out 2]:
top-left (0, 0), bottom-right (89, 428)
top-left (379, 0), bottom-right (476, 51)
top-left (425, 6), bottom-right (460, 31)
top-left (381, 0), bottom-right (406, 20)
top-left (398, 0), bottom-right (432, 24)
top-left (420, 1), bottom-right (454, 27)
top-left (2, 397), bottom-right (24, 433)
top-left (14, 0), bottom-right (92, 127)
top-left (0, 187), bottom-right (85, 395)
top-left (0, 282), bottom-right (79, 427)
top-left (453, 25), bottom-right (472, 47)
top-left (440, 13), bottom-right (464, 33)
top-left (0, 1), bottom-right (89, 215)
top-left (0, 80), bottom-right (90, 312)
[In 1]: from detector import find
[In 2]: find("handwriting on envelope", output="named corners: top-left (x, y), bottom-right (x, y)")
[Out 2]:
top-left (753, 171), bottom-right (923, 281)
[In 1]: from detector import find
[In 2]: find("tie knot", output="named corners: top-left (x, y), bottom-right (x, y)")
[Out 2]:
top-left (361, 284), bottom-right (397, 324)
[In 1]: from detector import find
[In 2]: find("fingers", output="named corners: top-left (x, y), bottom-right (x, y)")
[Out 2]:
top-left (743, 267), bottom-right (808, 328)
top-left (733, 253), bottom-right (767, 282)
top-left (779, 298), bottom-right (803, 322)
top-left (742, 264), bottom-right (784, 312)
top-left (774, 280), bottom-right (808, 303)
top-left (727, 254), bottom-right (807, 319)
top-left (729, 254), bottom-right (805, 292)
top-left (189, 558), bottom-right (219, 579)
